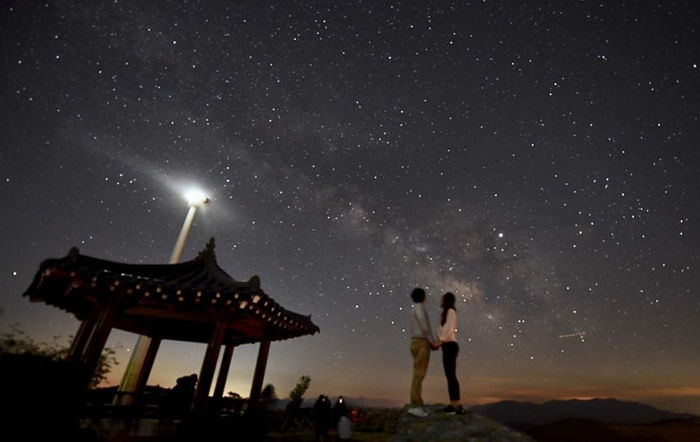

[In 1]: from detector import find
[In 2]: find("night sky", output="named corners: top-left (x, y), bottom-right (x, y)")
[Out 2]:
top-left (1, 1), bottom-right (698, 414)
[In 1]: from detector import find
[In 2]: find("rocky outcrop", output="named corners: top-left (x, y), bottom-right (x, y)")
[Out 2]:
top-left (392, 404), bottom-right (535, 442)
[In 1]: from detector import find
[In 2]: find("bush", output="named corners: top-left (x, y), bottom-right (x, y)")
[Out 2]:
top-left (0, 324), bottom-right (118, 388)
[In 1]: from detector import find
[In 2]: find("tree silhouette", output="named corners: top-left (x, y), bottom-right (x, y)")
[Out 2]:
top-left (0, 324), bottom-right (118, 388)
top-left (282, 375), bottom-right (311, 431)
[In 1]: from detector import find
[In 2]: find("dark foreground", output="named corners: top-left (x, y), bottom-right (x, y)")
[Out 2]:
top-left (79, 408), bottom-right (400, 442)
top-left (79, 406), bottom-right (535, 442)
top-left (79, 407), bottom-right (700, 442)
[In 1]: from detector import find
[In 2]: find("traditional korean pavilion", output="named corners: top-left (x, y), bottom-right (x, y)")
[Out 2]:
top-left (23, 238), bottom-right (319, 411)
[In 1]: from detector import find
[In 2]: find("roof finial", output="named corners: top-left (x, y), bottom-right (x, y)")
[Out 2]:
top-left (68, 247), bottom-right (80, 261)
top-left (248, 275), bottom-right (261, 291)
top-left (197, 237), bottom-right (217, 260)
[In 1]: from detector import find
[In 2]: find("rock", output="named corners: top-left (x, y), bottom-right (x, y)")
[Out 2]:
top-left (392, 404), bottom-right (536, 442)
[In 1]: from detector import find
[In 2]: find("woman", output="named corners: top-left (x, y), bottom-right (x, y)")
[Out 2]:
top-left (438, 292), bottom-right (465, 414)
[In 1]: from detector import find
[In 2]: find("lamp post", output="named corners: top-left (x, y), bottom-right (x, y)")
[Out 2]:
top-left (170, 189), bottom-right (211, 263)
top-left (115, 188), bottom-right (210, 406)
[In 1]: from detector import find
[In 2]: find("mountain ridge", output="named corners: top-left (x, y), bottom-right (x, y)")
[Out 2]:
top-left (471, 397), bottom-right (699, 425)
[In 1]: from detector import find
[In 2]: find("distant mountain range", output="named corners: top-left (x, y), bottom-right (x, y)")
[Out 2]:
top-left (471, 398), bottom-right (699, 425)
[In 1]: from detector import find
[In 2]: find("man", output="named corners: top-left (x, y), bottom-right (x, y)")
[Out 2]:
top-left (313, 394), bottom-right (331, 442)
top-left (408, 287), bottom-right (441, 417)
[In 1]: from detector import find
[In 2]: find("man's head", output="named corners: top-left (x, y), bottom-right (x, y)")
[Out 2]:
top-left (410, 287), bottom-right (426, 303)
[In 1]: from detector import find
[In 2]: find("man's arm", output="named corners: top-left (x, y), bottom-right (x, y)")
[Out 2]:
top-left (414, 303), bottom-right (438, 342)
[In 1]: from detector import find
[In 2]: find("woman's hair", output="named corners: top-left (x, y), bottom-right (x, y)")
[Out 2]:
top-left (441, 292), bottom-right (456, 326)
top-left (410, 287), bottom-right (426, 303)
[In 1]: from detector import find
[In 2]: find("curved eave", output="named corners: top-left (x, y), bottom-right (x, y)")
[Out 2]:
top-left (23, 248), bottom-right (319, 343)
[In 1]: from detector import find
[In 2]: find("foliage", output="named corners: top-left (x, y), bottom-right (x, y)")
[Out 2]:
top-left (288, 375), bottom-right (311, 403)
top-left (91, 347), bottom-right (118, 388)
top-left (0, 324), bottom-right (118, 388)
top-left (0, 325), bottom-right (68, 358)
top-left (281, 375), bottom-right (312, 431)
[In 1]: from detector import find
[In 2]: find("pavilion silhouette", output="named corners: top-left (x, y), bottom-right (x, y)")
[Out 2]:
top-left (23, 237), bottom-right (319, 414)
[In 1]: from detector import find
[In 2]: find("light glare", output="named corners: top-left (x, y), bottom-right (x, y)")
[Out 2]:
top-left (184, 188), bottom-right (210, 206)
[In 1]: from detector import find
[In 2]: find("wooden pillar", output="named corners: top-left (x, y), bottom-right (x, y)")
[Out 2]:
top-left (115, 335), bottom-right (154, 405)
top-left (133, 337), bottom-right (161, 399)
top-left (213, 344), bottom-right (235, 400)
top-left (193, 320), bottom-right (228, 411)
top-left (249, 340), bottom-right (271, 406)
top-left (68, 309), bottom-right (99, 361)
top-left (81, 295), bottom-right (123, 386)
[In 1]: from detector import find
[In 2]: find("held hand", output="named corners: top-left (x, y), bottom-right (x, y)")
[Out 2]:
top-left (431, 341), bottom-right (442, 349)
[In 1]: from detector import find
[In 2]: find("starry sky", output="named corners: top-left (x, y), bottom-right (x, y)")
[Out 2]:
top-left (1, 0), bottom-right (698, 414)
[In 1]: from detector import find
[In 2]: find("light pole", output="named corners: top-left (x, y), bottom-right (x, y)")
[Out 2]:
top-left (170, 189), bottom-right (211, 263)
top-left (115, 188), bottom-right (210, 406)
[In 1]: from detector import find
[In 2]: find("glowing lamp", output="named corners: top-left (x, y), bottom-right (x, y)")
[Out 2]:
top-left (185, 188), bottom-right (210, 207)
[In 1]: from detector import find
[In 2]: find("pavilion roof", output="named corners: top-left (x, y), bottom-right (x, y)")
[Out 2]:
top-left (24, 239), bottom-right (319, 344)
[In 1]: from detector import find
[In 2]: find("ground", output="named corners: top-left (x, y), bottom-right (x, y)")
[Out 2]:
top-left (82, 405), bottom-right (535, 441)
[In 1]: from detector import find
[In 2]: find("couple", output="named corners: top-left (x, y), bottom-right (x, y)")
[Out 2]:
top-left (408, 287), bottom-right (464, 417)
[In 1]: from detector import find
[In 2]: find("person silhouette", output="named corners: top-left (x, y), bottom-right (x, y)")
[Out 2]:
top-left (438, 292), bottom-right (465, 414)
top-left (313, 394), bottom-right (332, 442)
top-left (408, 287), bottom-right (441, 417)
top-left (164, 373), bottom-right (197, 420)
top-left (333, 395), bottom-right (348, 424)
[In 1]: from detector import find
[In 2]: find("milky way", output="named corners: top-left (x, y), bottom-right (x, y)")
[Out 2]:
top-left (1, 1), bottom-right (698, 413)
